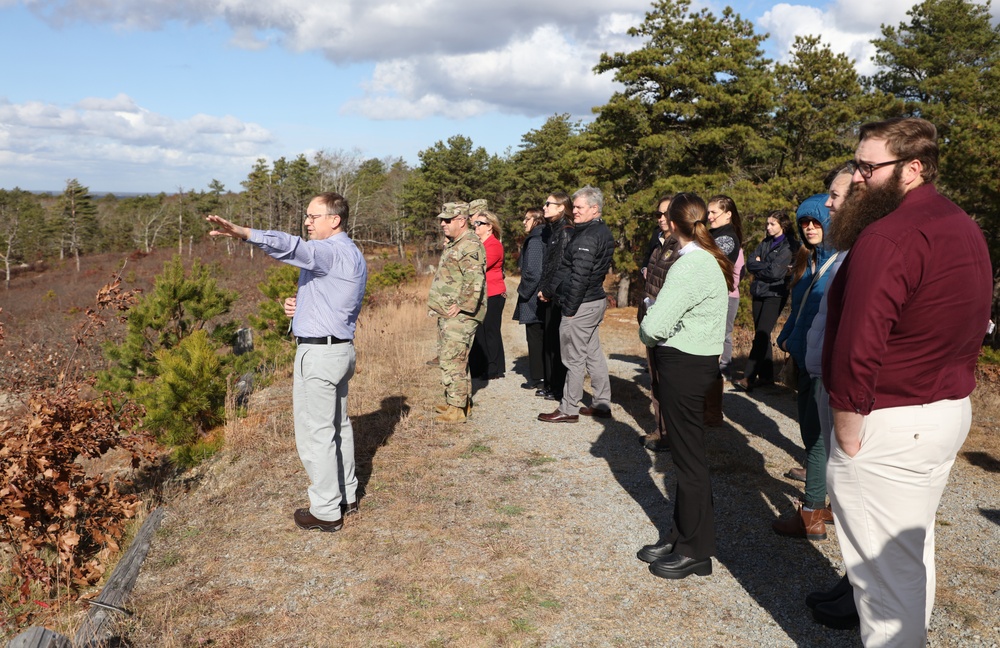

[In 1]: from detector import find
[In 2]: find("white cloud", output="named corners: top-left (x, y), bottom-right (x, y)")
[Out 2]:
top-left (0, 94), bottom-right (272, 190)
top-left (21, 0), bottom-right (649, 119)
top-left (343, 23), bottom-right (635, 120)
top-left (758, 0), bottom-right (917, 75)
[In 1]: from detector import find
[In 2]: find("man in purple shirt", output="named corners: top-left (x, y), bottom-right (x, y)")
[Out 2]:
top-left (823, 118), bottom-right (992, 646)
top-left (207, 192), bottom-right (368, 533)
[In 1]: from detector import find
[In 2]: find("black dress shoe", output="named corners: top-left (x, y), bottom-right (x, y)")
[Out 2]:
top-left (806, 574), bottom-right (852, 610)
top-left (293, 508), bottom-right (344, 532)
top-left (535, 387), bottom-right (549, 397)
top-left (544, 392), bottom-right (560, 401)
top-left (579, 406), bottom-right (612, 418)
top-left (812, 589), bottom-right (860, 629)
top-left (637, 541), bottom-right (674, 564)
top-left (643, 439), bottom-right (671, 452)
top-left (649, 553), bottom-right (713, 579)
top-left (522, 380), bottom-right (542, 390)
top-left (537, 409), bottom-right (578, 423)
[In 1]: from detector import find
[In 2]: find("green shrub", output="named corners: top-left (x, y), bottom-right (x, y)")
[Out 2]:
top-left (247, 263), bottom-right (299, 368)
top-left (136, 330), bottom-right (227, 447)
top-left (98, 255), bottom-right (237, 450)
top-left (368, 262), bottom-right (416, 290)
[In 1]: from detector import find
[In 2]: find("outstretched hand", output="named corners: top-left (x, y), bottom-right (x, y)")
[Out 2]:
top-left (206, 214), bottom-right (250, 241)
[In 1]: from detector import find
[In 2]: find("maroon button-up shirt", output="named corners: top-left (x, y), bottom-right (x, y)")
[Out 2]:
top-left (823, 184), bottom-right (992, 415)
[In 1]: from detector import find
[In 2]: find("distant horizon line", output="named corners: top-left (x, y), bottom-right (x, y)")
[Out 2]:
top-left (20, 189), bottom-right (234, 199)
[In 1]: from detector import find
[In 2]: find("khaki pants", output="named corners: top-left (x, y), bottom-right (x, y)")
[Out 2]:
top-left (293, 342), bottom-right (357, 521)
top-left (828, 397), bottom-right (971, 647)
top-left (558, 298), bottom-right (611, 414)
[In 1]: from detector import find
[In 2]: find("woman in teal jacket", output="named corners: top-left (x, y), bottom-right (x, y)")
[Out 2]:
top-left (773, 194), bottom-right (837, 541)
top-left (636, 193), bottom-right (734, 580)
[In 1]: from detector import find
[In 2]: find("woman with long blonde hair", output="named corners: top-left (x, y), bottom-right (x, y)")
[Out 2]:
top-left (469, 210), bottom-right (507, 380)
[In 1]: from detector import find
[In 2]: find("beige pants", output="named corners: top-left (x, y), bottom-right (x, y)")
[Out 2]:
top-left (827, 397), bottom-right (971, 647)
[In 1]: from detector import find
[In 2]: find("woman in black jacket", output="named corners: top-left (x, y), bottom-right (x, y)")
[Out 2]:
top-left (736, 210), bottom-right (797, 391)
top-left (513, 208), bottom-right (546, 389)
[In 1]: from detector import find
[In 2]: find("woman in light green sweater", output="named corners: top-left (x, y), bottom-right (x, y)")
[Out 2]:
top-left (635, 192), bottom-right (734, 581)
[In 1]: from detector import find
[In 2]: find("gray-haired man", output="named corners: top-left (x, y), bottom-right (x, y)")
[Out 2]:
top-left (539, 186), bottom-right (614, 423)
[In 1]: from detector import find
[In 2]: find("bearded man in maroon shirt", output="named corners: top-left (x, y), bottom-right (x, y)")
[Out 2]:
top-left (822, 117), bottom-right (992, 647)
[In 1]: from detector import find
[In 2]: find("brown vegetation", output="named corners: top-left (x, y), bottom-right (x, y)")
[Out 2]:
top-left (2, 251), bottom-right (998, 644)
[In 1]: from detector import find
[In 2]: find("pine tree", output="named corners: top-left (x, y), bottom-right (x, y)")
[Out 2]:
top-left (59, 179), bottom-right (98, 271)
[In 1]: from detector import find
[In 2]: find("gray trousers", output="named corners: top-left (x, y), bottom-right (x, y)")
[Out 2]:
top-left (293, 342), bottom-right (357, 521)
top-left (559, 298), bottom-right (611, 414)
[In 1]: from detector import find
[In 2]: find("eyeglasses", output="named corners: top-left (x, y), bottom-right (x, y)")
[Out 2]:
top-left (472, 221), bottom-right (489, 228)
top-left (304, 213), bottom-right (332, 222)
top-left (848, 159), bottom-right (903, 179)
top-left (440, 216), bottom-right (466, 224)
top-left (654, 210), bottom-right (669, 218)
top-left (800, 218), bottom-right (822, 229)
top-left (543, 201), bottom-right (560, 208)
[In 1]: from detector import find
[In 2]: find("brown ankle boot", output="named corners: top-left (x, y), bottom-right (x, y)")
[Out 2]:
top-left (703, 377), bottom-right (724, 426)
top-left (435, 405), bottom-right (467, 423)
top-left (772, 505), bottom-right (828, 541)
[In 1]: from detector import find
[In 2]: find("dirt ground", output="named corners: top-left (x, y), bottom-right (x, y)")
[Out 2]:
top-left (51, 288), bottom-right (1000, 647)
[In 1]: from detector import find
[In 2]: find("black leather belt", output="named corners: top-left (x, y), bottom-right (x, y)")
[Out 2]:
top-left (296, 336), bottom-right (349, 345)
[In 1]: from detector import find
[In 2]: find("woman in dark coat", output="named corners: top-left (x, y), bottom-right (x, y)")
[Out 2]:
top-left (735, 210), bottom-right (797, 391)
top-left (514, 208), bottom-right (546, 389)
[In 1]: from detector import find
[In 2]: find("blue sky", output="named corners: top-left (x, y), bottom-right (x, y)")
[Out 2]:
top-left (1, 0), bottom-right (925, 194)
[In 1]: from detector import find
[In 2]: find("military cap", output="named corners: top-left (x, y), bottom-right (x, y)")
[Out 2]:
top-left (468, 198), bottom-right (488, 214)
top-left (437, 202), bottom-right (470, 219)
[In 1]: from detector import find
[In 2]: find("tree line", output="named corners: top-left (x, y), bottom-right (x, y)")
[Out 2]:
top-left (2, 0), bottom-right (997, 301)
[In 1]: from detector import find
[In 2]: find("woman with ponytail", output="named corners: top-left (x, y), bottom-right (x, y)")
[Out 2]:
top-left (637, 192), bottom-right (733, 581)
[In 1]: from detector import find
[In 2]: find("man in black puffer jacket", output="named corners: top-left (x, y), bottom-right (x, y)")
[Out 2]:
top-left (539, 185), bottom-right (615, 423)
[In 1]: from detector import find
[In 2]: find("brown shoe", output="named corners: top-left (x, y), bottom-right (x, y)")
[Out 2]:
top-left (772, 505), bottom-right (827, 541)
top-left (425, 356), bottom-right (440, 367)
top-left (294, 508), bottom-right (344, 532)
top-left (785, 466), bottom-right (807, 482)
top-left (435, 405), bottom-right (467, 423)
top-left (821, 506), bottom-right (834, 525)
top-left (733, 378), bottom-right (752, 393)
top-left (538, 409), bottom-right (579, 423)
top-left (579, 405), bottom-right (612, 418)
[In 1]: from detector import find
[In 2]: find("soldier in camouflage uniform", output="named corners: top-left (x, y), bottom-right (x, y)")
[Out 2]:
top-left (428, 202), bottom-right (487, 422)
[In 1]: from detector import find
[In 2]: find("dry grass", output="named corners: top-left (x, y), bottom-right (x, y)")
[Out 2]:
top-left (112, 277), bottom-right (567, 646)
top-left (5, 257), bottom-right (999, 645)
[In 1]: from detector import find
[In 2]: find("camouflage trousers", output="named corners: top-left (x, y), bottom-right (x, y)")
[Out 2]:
top-left (437, 315), bottom-right (478, 407)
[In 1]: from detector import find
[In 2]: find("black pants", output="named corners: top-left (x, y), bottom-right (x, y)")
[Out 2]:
top-left (541, 300), bottom-right (566, 398)
top-left (470, 294), bottom-right (506, 378)
top-left (524, 322), bottom-right (544, 382)
top-left (742, 295), bottom-right (786, 383)
top-left (654, 346), bottom-right (718, 560)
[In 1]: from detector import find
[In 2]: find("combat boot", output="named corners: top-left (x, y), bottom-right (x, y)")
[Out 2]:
top-left (434, 403), bottom-right (450, 413)
top-left (435, 405), bottom-right (467, 423)
top-left (463, 398), bottom-right (473, 417)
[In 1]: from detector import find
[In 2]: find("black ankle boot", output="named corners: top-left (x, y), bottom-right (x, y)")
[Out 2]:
top-left (805, 573), bottom-right (852, 609)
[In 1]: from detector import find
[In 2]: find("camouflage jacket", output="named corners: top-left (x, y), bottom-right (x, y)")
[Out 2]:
top-left (428, 229), bottom-right (487, 322)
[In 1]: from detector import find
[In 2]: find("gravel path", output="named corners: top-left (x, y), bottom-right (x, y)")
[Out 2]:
top-left (458, 301), bottom-right (1000, 647)
top-left (126, 294), bottom-right (999, 647)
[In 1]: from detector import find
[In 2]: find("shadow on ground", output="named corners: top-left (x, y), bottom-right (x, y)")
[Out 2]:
top-left (586, 360), bottom-right (861, 646)
top-left (353, 395), bottom-right (410, 499)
